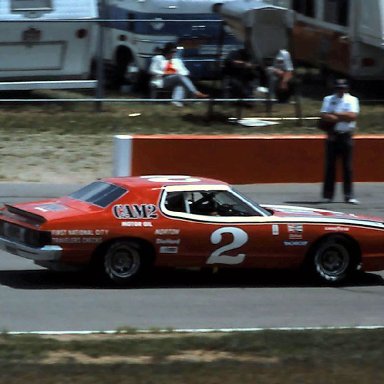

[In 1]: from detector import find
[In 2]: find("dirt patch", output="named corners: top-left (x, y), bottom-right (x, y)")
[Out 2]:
top-left (0, 134), bottom-right (112, 183)
top-left (41, 349), bottom-right (279, 365)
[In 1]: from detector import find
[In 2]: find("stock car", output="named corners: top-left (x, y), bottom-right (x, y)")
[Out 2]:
top-left (0, 175), bottom-right (384, 286)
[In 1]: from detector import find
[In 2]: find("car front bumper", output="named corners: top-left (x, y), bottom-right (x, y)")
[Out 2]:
top-left (0, 236), bottom-right (62, 261)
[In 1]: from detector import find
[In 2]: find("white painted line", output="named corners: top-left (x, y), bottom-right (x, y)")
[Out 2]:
top-left (6, 325), bottom-right (384, 335)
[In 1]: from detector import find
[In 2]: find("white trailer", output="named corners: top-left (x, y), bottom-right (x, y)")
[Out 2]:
top-left (215, 0), bottom-right (293, 66)
top-left (265, 0), bottom-right (384, 83)
top-left (100, 0), bottom-right (241, 88)
top-left (0, 0), bottom-right (98, 90)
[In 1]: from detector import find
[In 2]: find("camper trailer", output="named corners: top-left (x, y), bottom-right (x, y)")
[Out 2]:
top-left (214, 0), bottom-right (293, 66)
top-left (265, 0), bottom-right (384, 83)
top-left (0, 0), bottom-right (98, 90)
top-left (100, 0), bottom-right (241, 88)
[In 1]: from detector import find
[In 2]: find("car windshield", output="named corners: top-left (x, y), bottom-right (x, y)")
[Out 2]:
top-left (231, 188), bottom-right (272, 216)
top-left (69, 181), bottom-right (127, 208)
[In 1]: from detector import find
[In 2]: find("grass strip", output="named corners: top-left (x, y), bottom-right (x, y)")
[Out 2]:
top-left (0, 329), bottom-right (383, 383)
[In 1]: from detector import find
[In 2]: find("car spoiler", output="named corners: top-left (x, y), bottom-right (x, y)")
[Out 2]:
top-left (3, 204), bottom-right (46, 225)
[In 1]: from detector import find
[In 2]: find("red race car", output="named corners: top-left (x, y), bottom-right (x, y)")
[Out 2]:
top-left (0, 175), bottom-right (384, 285)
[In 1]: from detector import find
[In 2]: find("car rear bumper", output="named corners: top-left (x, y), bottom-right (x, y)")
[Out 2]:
top-left (0, 236), bottom-right (62, 261)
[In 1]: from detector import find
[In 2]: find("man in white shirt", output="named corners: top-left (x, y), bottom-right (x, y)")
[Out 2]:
top-left (267, 49), bottom-right (294, 102)
top-left (319, 79), bottom-right (360, 204)
top-left (149, 42), bottom-right (208, 107)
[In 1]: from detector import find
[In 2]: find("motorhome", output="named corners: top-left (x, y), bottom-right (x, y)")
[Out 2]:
top-left (0, 0), bottom-right (98, 90)
top-left (100, 0), bottom-right (241, 88)
top-left (265, 0), bottom-right (384, 83)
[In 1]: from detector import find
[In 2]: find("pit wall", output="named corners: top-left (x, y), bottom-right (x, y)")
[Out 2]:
top-left (113, 135), bottom-right (384, 184)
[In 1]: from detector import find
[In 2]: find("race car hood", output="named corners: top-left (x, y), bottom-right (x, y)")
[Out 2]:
top-left (1, 197), bottom-right (102, 225)
top-left (262, 204), bottom-right (384, 225)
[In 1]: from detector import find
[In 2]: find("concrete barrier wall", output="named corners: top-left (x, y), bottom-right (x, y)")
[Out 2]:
top-left (114, 135), bottom-right (384, 184)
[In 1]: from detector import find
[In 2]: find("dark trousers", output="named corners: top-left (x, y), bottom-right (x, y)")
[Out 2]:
top-left (323, 133), bottom-right (354, 200)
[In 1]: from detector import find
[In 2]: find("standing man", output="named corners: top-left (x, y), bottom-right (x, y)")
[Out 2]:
top-left (319, 79), bottom-right (360, 204)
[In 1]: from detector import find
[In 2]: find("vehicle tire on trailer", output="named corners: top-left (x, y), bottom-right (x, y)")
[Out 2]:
top-left (308, 236), bottom-right (359, 284)
top-left (104, 240), bottom-right (149, 285)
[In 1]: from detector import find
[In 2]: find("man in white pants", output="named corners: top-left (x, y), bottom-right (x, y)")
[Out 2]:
top-left (149, 43), bottom-right (208, 107)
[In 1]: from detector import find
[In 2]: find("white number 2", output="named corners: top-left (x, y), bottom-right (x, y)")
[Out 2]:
top-left (207, 227), bottom-right (248, 265)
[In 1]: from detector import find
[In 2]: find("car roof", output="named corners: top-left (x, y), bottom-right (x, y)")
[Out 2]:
top-left (102, 175), bottom-right (229, 190)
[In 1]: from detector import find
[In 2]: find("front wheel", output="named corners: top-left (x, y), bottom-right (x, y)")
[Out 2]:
top-left (309, 237), bottom-right (358, 284)
top-left (104, 241), bottom-right (147, 285)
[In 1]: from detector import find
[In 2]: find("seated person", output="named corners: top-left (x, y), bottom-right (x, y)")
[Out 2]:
top-left (222, 47), bottom-right (258, 99)
top-left (148, 42), bottom-right (208, 107)
top-left (266, 49), bottom-right (295, 103)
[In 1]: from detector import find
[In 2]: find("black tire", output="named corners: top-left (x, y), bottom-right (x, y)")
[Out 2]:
top-left (309, 236), bottom-right (358, 284)
top-left (104, 241), bottom-right (147, 285)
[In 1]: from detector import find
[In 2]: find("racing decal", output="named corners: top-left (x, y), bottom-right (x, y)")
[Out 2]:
top-left (156, 238), bottom-right (180, 245)
top-left (51, 229), bottom-right (109, 236)
top-left (122, 221), bottom-right (153, 227)
top-left (283, 241), bottom-right (308, 247)
top-left (51, 229), bottom-right (109, 245)
top-left (113, 204), bottom-right (158, 220)
top-left (324, 226), bottom-right (350, 232)
top-left (159, 246), bottom-right (178, 254)
top-left (34, 203), bottom-right (68, 212)
top-left (287, 224), bottom-right (304, 239)
top-left (287, 224), bottom-right (303, 233)
top-left (155, 229), bottom-right (180, 235)
top-left (52, 237), bottom-right (103, 244)
top-left (272, 224), bottom-right (279, 236)
top-left (207, 227), bottom-right (248, 265)
top-left (142, 176), bottom-right (200, 183)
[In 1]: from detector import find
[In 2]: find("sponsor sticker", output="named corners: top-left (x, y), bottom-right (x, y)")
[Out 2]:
top-left (113, 204), bottom-right (158, 220)
top-left (284, 240), bottom-right (308, 247)
top-left (159, 246), bottom-right (178, 254)
top-left (155, 229), bottom-right (180, 235)
top-left (324, 226), bottom-right (350, 232)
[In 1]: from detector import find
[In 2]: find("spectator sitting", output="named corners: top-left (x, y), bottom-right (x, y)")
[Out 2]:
top-left (148, 42), bottom-right (208, 107)
top-left (267, 49), bottom-right (295, 103)
top-left (222, 47), bottom-right (258, 99)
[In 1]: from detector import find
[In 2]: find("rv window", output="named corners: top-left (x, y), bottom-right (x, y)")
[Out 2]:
top-left (11, 0), bottom-right (52, 12)
top-left (292, 0), bottom-right (315, 18)
top-left (323, 0), bottom-right (349, 26)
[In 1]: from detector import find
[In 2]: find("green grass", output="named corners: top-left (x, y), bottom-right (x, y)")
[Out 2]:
top-left (1, 87), bottom-right (383, 135)
top-left (0, 329), bottom-right (383, 383)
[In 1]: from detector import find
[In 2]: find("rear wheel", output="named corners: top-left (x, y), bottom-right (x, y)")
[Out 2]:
top-left (104, 241), bottom-right (147, 285)
top-left (309, 236), bottom-right (358, 284)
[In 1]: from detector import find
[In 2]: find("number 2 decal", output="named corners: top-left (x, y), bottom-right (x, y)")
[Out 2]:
top-left (207, 227), bottom-right (248, 265)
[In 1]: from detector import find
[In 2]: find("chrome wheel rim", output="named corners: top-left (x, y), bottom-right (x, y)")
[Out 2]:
top-left (315, 243), bottom-right (350, 281)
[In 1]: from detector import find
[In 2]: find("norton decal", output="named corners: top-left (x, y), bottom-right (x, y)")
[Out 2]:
top-left (113, 204), bottom-right (158, 220)
top-left (155, 229), bottom-right (180, 235)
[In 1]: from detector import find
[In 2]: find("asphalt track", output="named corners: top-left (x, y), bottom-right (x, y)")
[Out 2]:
top-left (0, 182), bottom-right (383, 333)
